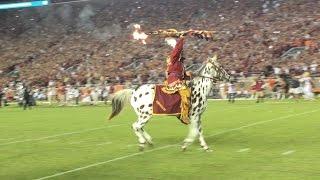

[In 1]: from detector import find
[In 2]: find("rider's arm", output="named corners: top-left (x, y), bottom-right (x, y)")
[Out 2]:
top-left (170, 37), bottom-right (184, 64)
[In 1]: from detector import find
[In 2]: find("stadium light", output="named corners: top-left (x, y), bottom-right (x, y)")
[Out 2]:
top-left (0, 0), bottom-right (50, 10)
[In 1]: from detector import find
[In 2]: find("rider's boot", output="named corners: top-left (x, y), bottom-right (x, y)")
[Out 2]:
top-left (178, 86), bottom-right (191, 125)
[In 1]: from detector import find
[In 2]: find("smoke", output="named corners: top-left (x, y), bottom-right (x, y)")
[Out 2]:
top-left (1, 1), bottom-right (123, 40)
top-left (11, 4), bottom-right (74, 36)
top-left (76, 4), bottom-right (122, 40)
top-left (57, 4), bottom-right (73, 24)
top-left (93, 24), bottom-right (122, 40)
top-left (77, 5), bottom-right (95, 31)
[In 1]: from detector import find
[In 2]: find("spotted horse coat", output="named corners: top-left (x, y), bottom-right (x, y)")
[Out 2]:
top-left (109, 55), bottom-right (230, 151)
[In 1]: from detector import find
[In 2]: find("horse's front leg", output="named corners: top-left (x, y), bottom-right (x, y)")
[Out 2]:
top-left (181, 115), bottom-right (199, 151)
top-left (198, 120), bottom-right (211, 152)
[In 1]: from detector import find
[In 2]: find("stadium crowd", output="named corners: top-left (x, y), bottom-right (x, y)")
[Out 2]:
top-left (0, 71), bottom-right (319, 108)
top-left (0, 0), bottom-right (320, 106)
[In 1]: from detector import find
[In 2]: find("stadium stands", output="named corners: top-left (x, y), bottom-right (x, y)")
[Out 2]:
top-left (0, 0), bottom-right (319, 87)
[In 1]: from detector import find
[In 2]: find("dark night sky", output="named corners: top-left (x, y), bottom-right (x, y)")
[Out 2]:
top-left (0, 0), bottom-right (84, 3)
top-left (0, 0), bottom-right (43, 3)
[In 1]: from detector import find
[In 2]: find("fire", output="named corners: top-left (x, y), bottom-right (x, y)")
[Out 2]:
top-left (165, 37), bottom-right (177, 48)
top-left (133, 24), bottom-right (141, 29)
top-left (132, 24), bottom-right (148, 44)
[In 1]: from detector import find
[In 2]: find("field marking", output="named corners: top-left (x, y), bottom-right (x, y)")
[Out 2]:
top-left (126, 144), bottom-right (137, 147)
top-left (0, 124), bottom-right (123, 146)
top-left (96, 142), bottom-right (112, 146)
top-left (200, 104), bottom-right (266, 115)
top-left (43, 139), bottom-right (59, 143)
top-left (206, 109), bottom-right (320, 136)
top-left (69, 141), bottom-right (85, 145)
top-left (34, 108), bottom-right (319, 180)
top-left (121, 144), bottom-right (138, 150)
top-left (34, 145), bottom-right (175, 180)
top-left (282, 150), bottom-right (295, 155)
top-left (237, 148), bottom-right (250, 152)
top-left (0, 138), bottom-right (16, 141)
top-left (208, 102), bottom-right (291, 113)
top-left (264, 102), bottom-right (292, 104)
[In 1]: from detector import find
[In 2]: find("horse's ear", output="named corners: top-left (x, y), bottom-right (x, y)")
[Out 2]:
top-left (209, 54), bottom-right (218, 63)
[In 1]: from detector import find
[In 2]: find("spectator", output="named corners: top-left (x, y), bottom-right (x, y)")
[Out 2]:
top-left (310, 61), bottom-right (318, 74)
top-left (0, 87), bottom-right (3, 108)
top-left (23, 86), bottom-right (32, 110)
top-left (300, 72), bottom-right (315, 100)
top-left (74, 87), bottom-right (80, 105)
top-left (227, 81), bottom-right (236, 103)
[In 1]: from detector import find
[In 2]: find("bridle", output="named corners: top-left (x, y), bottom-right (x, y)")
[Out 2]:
top-left (197, 75), bottom-right (220, 82)
top-left (193, 61), bottom-right (226, 83)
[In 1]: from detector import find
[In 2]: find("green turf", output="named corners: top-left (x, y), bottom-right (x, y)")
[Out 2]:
top-left (0, 100), bottom-right (320, 180)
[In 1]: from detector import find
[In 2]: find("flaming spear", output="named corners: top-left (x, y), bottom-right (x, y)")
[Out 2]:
top-left (132, 24), bottom-right (215, 46)
top-left (132, 24), bottom-right (148, 44)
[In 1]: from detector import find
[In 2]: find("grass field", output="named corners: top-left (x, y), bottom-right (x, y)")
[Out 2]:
top-left (0, 100), bottom-right (320, 180)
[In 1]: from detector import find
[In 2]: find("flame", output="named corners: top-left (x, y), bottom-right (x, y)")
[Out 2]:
top-left (132, 24), bottom-right (148, 44)
top-left (133, 24), bottom-right (141, 29)
top-left (165, 37), bottom-right (177, 48)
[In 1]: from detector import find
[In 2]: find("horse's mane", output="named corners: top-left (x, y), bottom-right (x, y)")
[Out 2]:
top-left (186, 63), bottom-right (206, 76)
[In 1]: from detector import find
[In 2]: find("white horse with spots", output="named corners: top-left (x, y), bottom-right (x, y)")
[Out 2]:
top-left (109, 56), bottom-right (230, 151)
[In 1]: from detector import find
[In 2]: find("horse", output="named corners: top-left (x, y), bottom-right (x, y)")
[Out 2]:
top-left (109, 55), bottom-right (230, 151)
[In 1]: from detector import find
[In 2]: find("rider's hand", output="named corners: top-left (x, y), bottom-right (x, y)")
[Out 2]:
top-left (180, 30), bottom-right (194, 38)
top-left (186, 71), bottom-right (192, 77)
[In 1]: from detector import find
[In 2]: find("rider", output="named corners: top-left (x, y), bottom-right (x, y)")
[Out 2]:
top-left (163, 34), bottom-right (192, 125)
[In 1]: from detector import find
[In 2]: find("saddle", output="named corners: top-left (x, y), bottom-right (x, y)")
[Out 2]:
top-left (152, 85), bottom-right (182, 115)
top-left (152, 85), bottom-right (191, 124)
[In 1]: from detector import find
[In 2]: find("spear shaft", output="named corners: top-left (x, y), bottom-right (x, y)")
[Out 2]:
top-left (146, 29), bottom-right (215, 41)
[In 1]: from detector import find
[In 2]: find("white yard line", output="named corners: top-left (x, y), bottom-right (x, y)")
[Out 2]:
top-left (35, 145), bottom-right (174, 180)
top-left (0, 138), bottom-right (17, 141)
top-left (264, 102), bottom-right (292, 104)
top-left (96, 142), bottom-right (112, 146)
top-left (206, 109), bottom-right (319, 137)
top-left (282, 150), bottom-right (296, 155)
top-left (34, 108), bottom-right (319, 180)
top-left (69, 141), bottom-right (85, 145)
top-left (0, 124), bottom-right (123, 146)
top-left (42, 139), bottom-right (59, 144)
top-left (237, 148), bottom-right (250, 152)
top-left (121, 144), bottom-right (138, 150)
top-left (208, 99), bottom-right (254, 101)
top-left (126, 144), bottom-right (137, 147)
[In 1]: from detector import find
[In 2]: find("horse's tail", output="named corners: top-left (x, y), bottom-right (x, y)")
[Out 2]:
top-left (109, 89), bottom-right (133, 120)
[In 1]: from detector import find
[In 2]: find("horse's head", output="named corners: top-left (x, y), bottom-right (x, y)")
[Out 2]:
top-left (201, 54), bottom-right (230, 82)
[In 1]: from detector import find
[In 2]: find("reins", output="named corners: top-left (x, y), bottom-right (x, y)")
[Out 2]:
top-left (195, 75), bottom-right (219, 83)
top-left (190, 62), bottom-right (222, 84)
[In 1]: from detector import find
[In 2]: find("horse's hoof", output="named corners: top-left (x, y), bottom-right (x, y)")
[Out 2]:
top-left (147, 142), bottom-right (154, 148)
top-left (181, 146), bottom-right (187, 152)
top-left (205, 148), bottom-right (213, 152)
top-left (139, 144), bottom-right (145, 151)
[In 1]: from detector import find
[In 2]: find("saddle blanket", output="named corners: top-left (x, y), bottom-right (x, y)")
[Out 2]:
top-left (152, 85), bottom-right (182, 115)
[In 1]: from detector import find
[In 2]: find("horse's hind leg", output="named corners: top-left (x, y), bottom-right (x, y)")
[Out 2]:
top-left (132, 115), bottom-right (152, 151)
top-left (142, 127), bottom-right (153, 146)
top-left (132, 121), bottom-right (146, 145)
